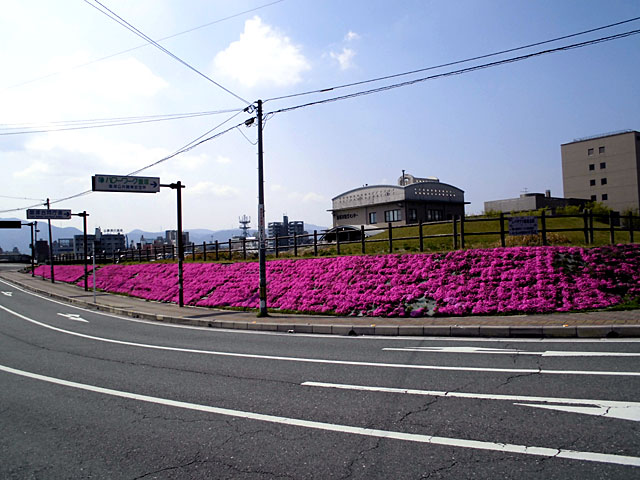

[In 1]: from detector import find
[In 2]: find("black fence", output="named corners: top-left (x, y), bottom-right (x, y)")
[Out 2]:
top-left (52, 210), bottom-right (639, 265)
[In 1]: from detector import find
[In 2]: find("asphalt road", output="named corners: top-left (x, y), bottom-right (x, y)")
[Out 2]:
top-left (1, 278), bottom-right (639, 479)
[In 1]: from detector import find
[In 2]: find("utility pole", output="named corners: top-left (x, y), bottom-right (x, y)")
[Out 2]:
top-left (45, 198), bottom-right (54, 283)
top-left (256, 100), bottom-right (268, 317)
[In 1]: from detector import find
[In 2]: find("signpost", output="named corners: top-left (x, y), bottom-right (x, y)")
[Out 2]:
top-left (27, 202), bottom-right (72, 283)
top-left (509, 216), bottom-right (539, 236)
top-left (92, 174), bottom-right (160, 193)
top-left (92, 174), bottom-right (185, 307)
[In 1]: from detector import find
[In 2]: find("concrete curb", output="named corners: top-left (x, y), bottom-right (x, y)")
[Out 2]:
top-left (4, 275), bottom-right (640, 338)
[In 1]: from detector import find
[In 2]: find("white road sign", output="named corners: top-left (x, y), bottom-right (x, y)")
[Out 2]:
top-left (92, 174), bottom-right (160, 193)
top-left (26, 209), bottom-right (71, 220)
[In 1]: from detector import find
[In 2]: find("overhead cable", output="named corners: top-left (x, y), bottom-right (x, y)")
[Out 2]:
top-left (266, 29), bottom-right (640, 116)
top-left (265, 15), bottom-right (640, 103)
top-left (0, 109), bottom-right (243, 136)
top-left (0, 111), bottom-right (248, 213)
top-left (4, 0), bottom-right (285, 91)
top-left (83, 0), bottom-right (251, 105)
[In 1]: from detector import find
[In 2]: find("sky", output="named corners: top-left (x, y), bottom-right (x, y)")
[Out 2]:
top-left (1, 0), bottom-right (639, 237)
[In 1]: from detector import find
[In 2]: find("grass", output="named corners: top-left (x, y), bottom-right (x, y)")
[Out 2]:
top-left (57, 215), bottom-right (638, 266)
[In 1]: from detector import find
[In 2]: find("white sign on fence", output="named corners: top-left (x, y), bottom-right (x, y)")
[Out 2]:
top-left (508, 216), bottom-right (539, 236)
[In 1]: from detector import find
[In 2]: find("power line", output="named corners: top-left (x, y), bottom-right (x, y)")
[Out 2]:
top-left (83, 0), bottom-right (251, 105)
top-left (265, 15), bottom-right (640, 103)
top-left (266, 28), bottom-right (640, 116)
top-left (0, 195), bottom-right (46, 201)
top-left (0, 108), bottom-right (243, 136)
top-left (4, 0), bottom-right (285, 91)
top-left (0, 111), bottom-right (248, 213)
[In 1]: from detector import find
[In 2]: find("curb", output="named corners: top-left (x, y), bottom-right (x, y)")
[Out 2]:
top-left (4, 276), bottom-right (640, 338)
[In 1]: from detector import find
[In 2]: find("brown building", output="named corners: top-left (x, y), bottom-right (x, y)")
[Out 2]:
top-left (330, 173), bottom-right (466, 228)
top-left (561, 130), bottom-right (640, 213)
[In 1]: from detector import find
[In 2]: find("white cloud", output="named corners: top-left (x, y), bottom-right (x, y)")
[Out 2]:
top-left (270, 184), bottom-right (283, 192)
top-left (0, 54), bottom-right (168, 124)
top-left (345, 31), bottom-right (360, 41)
top-left (216, 155), bottom-right (232, 164)
top-left (330, 47), bottom-right (356, 70)
top-left (13, 161), bottom-right (51, 178)
top-left (287, 191), bottom-right (326, 203)
top-left (213, 16), bottom-right (310, 87)
top-left (26, 132), bottom-right (169, 171)
top-left (190, 181), bottom-right (239, 197)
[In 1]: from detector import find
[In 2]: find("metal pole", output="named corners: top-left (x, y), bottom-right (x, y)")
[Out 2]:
top-left (92, 239), bottom-right (97, 303)
top-left (29, 223), bottom-right (35, 276)
top-left (257, 99), bottom-right (268, 316)
top-left (175, 182), bottom-right (185, 307)
top-left (46, 198), bottom-right (54, 283)
top-left (83, 212), bottom-right (88, 291)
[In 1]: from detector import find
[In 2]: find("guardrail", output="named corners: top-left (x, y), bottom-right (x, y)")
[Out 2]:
top-left (51, 210), bottom-right (639, 265)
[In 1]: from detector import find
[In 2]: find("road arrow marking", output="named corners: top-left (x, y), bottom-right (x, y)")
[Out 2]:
top-left (383, 346), bottom-right (640, 357)
top-left (1, 291), bottom-right (12, 297)
top-left (57, 313), bottom-right (89, 323)
top-left (302, 382), bottom-right (640, 422)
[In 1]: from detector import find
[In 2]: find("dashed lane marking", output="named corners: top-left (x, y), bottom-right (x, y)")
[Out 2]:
top-left (0, 363), bottom-right (639, 467)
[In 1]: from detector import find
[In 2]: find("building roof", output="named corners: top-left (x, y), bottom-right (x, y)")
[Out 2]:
top-left (561, 129), bottom-right (639, 146)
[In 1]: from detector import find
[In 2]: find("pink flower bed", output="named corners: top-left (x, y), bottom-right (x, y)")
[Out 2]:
top-left (33, 264), bottom-right (93, 283)
top-left (41, 245), bottom-right (640, 317)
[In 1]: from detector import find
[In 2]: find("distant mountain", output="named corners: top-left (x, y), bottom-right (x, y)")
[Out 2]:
top-left (129, 223), bottom-right (329, 246)
top-left (1, 218), bottom-right (330, 253)
top-left (0, 218), bottom-right (82, 253)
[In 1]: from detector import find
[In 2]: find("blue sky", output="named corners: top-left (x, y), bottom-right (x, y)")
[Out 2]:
top-left (1, 0), bottom-right (639, 235)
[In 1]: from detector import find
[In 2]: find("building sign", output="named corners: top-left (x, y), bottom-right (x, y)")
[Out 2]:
top-left (509, 216), bottom-right (539, 236)
top-left (26, 209), bottom-right (71, 220)
top-left (336, 213), bottom-right (359, 221)
top-left (92, 174), bottom-right (160, 193)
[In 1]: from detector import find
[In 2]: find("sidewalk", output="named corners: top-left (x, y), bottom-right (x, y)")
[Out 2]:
top-left (2, 270), bottom-right (639, 338)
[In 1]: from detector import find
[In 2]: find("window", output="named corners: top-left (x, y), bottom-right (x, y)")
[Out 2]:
top-left (426, 209), bottom-right (443, 221)
top-left (601, 178), bottom-right (607, 185)
top-left (368, 212), bottom-right (377, 224)
top-left (602, 194), bottom-right (608, 201)
top-left (591, 195), bottom-right (597, 201)
top-left (590, 179), bottom-right (596, 186)
top-left (408, 208), bottom-right (417, 222)
top-left (384, 210), bottom-right (401, 222)
top-left (588, 148), bottom-right (594, 156)
top-left (600, 162), bottom-right (606, 169)
top-left (589, 164), bottom-right (595, 171)
top-left (599, 146), bottom-right (605, 154)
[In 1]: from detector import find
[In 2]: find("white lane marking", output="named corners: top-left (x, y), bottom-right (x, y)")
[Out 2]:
top-left (57, 313), bottom-right (89, 323)
top-left (2, 278), bottom-right (640, 344)
top-left (383, 346), bottom-right (640, 357)
top-left (301, 382), bottom-right (640, 422)
top-left (1, 291), bottom-right (12, 297)
top-left (1, 304), bottom-right (640, 377)
top-left (1, 364), bottom-right (638, 467)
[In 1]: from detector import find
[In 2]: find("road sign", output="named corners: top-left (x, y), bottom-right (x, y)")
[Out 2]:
top-left (0, 221), bottom-right (21, 229)
top-left (26, 209), bottom-right (71, 220)
top-left (508, 216), bottom-right (539, 236)
top-left (92, 174), bottom-right (160, 193)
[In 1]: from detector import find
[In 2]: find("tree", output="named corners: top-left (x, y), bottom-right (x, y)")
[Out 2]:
top-left (12, 247), bottom-right (20, 254)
